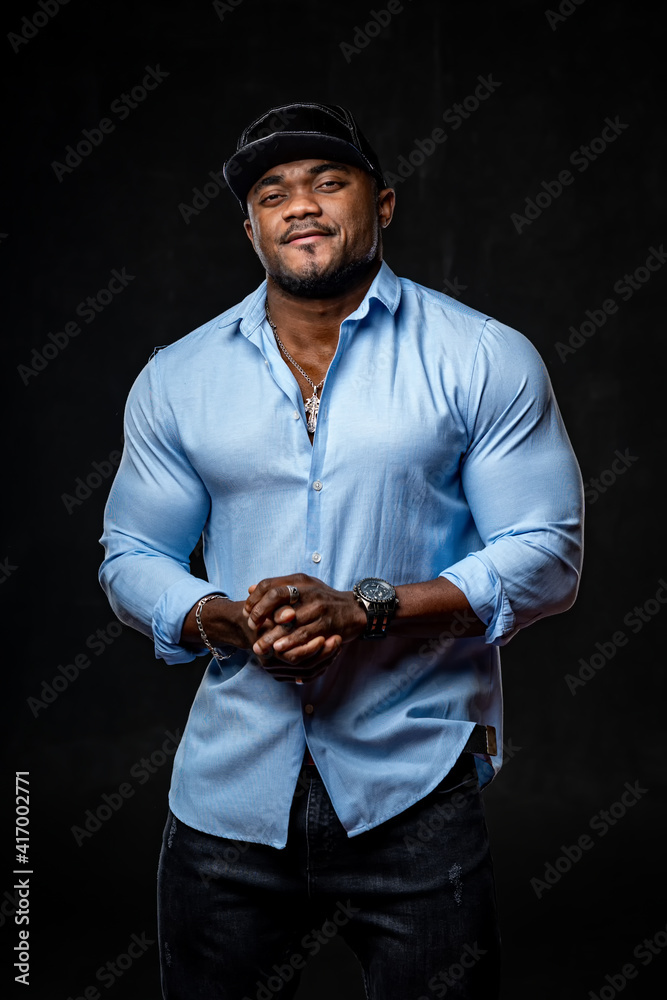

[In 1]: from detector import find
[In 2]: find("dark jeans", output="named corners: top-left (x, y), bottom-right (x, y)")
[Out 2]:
top-left (157, 754), bottom-right (500, 999)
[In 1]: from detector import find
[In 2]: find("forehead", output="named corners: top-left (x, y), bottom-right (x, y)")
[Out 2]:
top-left (249, 158), bottom-right (366, 195)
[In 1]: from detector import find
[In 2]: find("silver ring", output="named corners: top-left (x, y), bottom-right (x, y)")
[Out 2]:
top-left (287, 585), bottom-right (300, 606)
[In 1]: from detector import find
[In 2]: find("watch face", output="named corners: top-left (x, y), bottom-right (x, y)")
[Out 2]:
top-left (359, 578), bottom-right (394, 602)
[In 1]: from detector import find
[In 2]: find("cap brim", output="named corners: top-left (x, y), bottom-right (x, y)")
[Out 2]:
top-left (224, 133), bottom-right (382, 213)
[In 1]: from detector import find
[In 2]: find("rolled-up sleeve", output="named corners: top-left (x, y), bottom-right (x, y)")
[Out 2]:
top-left (99, 353), bottom-right (215, 663)
top-left (441, 318), bottom-right (584, 645)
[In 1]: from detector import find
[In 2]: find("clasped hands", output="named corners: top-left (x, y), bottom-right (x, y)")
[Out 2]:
top-left (243, 574), bottom-right (366, 683)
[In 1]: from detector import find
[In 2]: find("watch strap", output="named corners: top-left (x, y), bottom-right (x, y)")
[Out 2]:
top-left (362, 603), bottom-right (395, 638)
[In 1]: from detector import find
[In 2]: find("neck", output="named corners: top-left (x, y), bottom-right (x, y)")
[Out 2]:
top-left (264, 259), bottom-right (382, 352)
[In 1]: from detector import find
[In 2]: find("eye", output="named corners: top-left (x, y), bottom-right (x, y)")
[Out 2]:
top-left (259, 191), bottom-right (284, 204)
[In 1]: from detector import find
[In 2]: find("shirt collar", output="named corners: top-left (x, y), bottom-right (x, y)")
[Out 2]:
top-left (234, 260), bottom-right (402, 340)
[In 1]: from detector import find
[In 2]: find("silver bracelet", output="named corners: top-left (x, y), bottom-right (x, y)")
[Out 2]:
top-left (195, 594), bottom-right (232, 661)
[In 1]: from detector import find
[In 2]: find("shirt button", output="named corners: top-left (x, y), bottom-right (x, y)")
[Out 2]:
top-left (304, 704), bottom-right (314, 715)
top-left (293, 411), bottom-right (300, 420)
top-left (312, 480), bottom-right (323, 491)
top-left (312, 552), bottom-right (322, 564)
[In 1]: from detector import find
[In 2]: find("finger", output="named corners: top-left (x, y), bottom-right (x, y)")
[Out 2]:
top-left (242, 584), bottom-right (258, 617)
top-left (273, 629), bottom-right (326, 663)
top-left (243, 578), bottom-right (275, 616)
top-left (252, 629), bottom-right (282, 656)
top-left (322, 635), bottom-right (343, 657)
top-left (252, 619), bottom-right (300, 656)
top-left (302, 634), bottom-right (342, 663)
top-left (272, 620), bottom-right (333, 657)
top-left (269, 630), bottom-right (323, 660)
top-left (275, 634), bottom-right (342, 669)
top-left (274, 605), bottom-right (296, 625)
top-left (246, 582), bottom-right (297, 630)
top-left (250, 605), bottom-right (294, 642)
top-left (263, 640), bottom-right (339, 681)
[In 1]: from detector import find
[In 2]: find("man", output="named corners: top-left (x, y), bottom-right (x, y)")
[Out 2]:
top-left (99, 102), bottom-right (584, 999)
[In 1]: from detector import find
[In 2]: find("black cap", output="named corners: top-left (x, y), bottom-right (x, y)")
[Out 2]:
top-left (223, 102), bottom-right (386, 214)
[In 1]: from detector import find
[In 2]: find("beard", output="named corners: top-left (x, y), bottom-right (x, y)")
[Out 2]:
top-left (258, 228), bottom-right (381, 299)
top-left (271, 252), bottom-right (379, 298)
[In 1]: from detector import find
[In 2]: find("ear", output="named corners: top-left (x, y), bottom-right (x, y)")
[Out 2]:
top-left (377, 187), bottom-right (396, 229)
top-left (243, 217), bottom-right (255, 249)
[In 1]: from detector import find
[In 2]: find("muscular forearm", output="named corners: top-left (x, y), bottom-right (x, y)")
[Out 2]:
top-left (179, 593), bottom-right (315, 660)
top-left (391, 578), bottom-right (486, 638)
top-left (180, 591), bottom-right (340, 683)
top-left (180, 596), bottom-right (255, 652)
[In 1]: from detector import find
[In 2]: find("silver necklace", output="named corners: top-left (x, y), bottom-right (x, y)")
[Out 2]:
top-left (265, 303), bottom-right (328, 433)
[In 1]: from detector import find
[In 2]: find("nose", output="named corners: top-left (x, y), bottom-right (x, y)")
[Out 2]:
top-left (281, 190), bottom-right (323, 221)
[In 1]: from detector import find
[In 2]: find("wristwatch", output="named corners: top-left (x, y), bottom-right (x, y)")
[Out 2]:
top-left (353, 578), bottom-right (399, 638)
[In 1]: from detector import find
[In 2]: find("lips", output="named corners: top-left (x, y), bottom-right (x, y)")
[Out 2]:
top-left (283, 228), bottom-right (333, 244)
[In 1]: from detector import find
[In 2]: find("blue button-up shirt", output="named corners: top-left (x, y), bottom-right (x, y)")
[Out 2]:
top-left (99, 262), bottom-right (583, 848)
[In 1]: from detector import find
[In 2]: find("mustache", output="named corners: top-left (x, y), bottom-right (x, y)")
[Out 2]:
top-left (280, 223), bottom-right (337, 243)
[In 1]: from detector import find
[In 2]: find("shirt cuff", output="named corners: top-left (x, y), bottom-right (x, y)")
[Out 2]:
top-left (440, 552), bottom-right (516, 645)
top-left (152, 576), bottom-right (231, 664)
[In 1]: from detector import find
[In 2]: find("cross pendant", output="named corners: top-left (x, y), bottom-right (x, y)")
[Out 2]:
top-left (305, 392), bottom-right (320, 433)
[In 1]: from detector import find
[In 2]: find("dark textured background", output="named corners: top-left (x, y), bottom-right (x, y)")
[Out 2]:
top-left (3, 0), bottom-right (665, 997)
